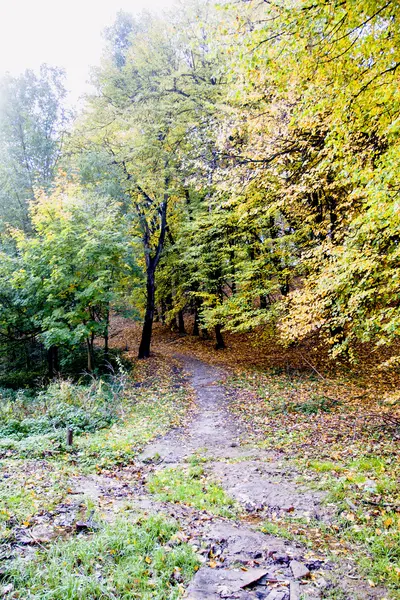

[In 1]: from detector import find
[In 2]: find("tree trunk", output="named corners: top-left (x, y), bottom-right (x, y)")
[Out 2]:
top-left (178, 310), bottom-right (186, 335)
top-left (104, 306), bottom-right (110, 362)
top-left (87, 333), bottom-right (95, 372)
top-left (138, 269), bottom-right (155, 359)
top-left (136, 184), bottom-right (168, 359)
top-left (215, 324), bottom-right (225, 350)
top-left (160, 299), bottom-right (167, 324)
top-left (154, 306), bottom-right (160, 323)
top-left (47, 345), bottom-right (59, 378)
top-left (193, 305), bottom-right (200, 336)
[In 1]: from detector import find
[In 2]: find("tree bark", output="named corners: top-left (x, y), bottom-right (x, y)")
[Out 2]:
top-left (178, 310), bottom-right (186, 335)
top-left (47, 345), bottom-right (59, 378)
top-left (160, 299), bottom-right (167, 324)
top-left (104, 305), bottom-right (110, 362)
top-left (215, 324), bottom-right (225, 350)
top-left (87, 333), bottom-right (95, 372)
top-left (138, 268), bottom-right (156, 359)
top-left (193, 305), bottom-right (200, 336)
top-left (136, 181), bottom-right (168, 359)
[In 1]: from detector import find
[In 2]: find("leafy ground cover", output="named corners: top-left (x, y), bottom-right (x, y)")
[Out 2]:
top-left (225, 368), bottom-right (400, 593)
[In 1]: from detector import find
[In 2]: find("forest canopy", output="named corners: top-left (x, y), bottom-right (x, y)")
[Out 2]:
top-left (0, 0), bottom-right (399, 379)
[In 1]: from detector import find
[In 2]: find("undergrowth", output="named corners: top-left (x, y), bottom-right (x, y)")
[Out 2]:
top-left (0, 358), bottom-right (193, 549)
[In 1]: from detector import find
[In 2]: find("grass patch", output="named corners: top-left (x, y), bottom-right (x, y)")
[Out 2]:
top-left (0, 460), bottom-right (71, 541)
top-left (75, 388), bottom-right (190, 470)
top-left (2, 514), bottom-right (199, 599)
top-left (260, 521), bottom-right (296, 541)
top-left (307, 460), bottom-right (346, 473)
top-left (295, 453), bottom-right (400, 592)
top-left (0, 360), bottom-right (192, 468)
top-left (0, 357), bottom-right (193, 557)
top-left (147, 466), bottom-right (237, 517)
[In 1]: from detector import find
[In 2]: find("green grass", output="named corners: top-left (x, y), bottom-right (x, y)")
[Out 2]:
top-left (147, 466), bottom-right (237, 518)
top-left (307, 460), bottom-right (346, 473)
top-left (74, 387), bottom-right (191, 471)
top-left (0, 367), bottom-right (191, 469)
top-left (260, 521), bottom-right (296, 541)
top-left (0, 362), bottom-right (193, 551)
top-left (0, 459), bottom-right (71, 540)
top-left (2, 514), bottom-right (199, 599)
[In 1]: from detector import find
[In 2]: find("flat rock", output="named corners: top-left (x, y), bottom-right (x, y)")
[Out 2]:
top-left (185, 567), bottom-right (269, 599)
top-left (289, 581), bottom-right (300, 600)
top-left (203, 522), bottom-right (298, 566)
top-left (290, 560), bottom-right (310, 580)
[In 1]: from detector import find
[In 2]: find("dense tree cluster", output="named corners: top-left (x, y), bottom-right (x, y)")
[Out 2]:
top-left (0, 0), bottom-right (399, 379)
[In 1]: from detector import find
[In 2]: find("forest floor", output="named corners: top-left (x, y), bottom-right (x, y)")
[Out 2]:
top-left (1, 318), bottom-right (399, 599)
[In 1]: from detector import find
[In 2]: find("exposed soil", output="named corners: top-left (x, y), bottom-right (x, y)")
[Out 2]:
top-left (62, 354), bottom-right (383, 600)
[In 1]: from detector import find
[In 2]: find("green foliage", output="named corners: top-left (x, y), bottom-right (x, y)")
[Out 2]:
top-left (1, 0), bottom-right (400, 365)
top-left (0, 65), bottom-right (70, 230)
top-left (0, 379), bottom-right (119, 440)
top-left (2, 515), bottom-right (199, 599)
top-left (0, 181), bottom-right (136, 374)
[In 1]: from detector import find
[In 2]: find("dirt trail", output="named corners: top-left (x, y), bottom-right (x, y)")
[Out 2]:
top-left (141, 356), bottom-right (325, 520)
top-left (68, 354), bottom-right (377, 600)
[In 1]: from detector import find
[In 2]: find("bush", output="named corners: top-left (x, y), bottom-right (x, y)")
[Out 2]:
top-left (0, 378), bottom-right (125, 440)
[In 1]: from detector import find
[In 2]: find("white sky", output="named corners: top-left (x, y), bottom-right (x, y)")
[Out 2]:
top-left (0, 0), bottom-right (176, 106)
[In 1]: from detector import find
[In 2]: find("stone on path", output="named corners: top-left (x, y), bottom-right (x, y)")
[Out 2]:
top-left (289, 560), bottom-right (311, 580)
top-left (185, 567), bottom-right (270, 599)
top-left (289, 581), bottom-right (300, 600)
top-left (29, 524), bottom-right (56, 543)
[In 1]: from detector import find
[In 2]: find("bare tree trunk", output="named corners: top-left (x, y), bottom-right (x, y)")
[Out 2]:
top-left (193, 305), bottom-right (200, 336)
top-left (47, 345), bottom-right (59, 378)
top-left (138, 268), bottom-right (156, 359)
top-left (87, 334), bottom-right (95, 372)
top-left (104, 305), bottom-right (110, 361)
top-left (160, 299), bottom-right (167, 324)
top-left (215, 324), bottom-right (225, 350)
top-left (178, 310), bottom-right (186, 335)
top-left (135, 181), bottom-right (168, 359)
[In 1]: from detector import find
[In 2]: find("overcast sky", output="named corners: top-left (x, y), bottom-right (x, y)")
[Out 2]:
top-left (0, 0), bottom-right (175, 106)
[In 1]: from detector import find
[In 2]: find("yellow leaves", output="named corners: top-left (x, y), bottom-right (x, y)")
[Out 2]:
top-left (383, 517), bottom-right (393, 528)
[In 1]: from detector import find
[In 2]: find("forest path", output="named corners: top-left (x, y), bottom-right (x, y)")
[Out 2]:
top-left (140, 355), bottom-right (328, 599)
top-left (140, 355), bottom-right (325, 520)
top-left (68, 354), bottom-right (376, 600)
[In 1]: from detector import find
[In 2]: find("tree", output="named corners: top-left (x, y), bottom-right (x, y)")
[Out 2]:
top-left (0, 65), bottom-right (70, 230)
top-left (9, 181), bottom-right (134, 373)
top-left (78, 4), bottom-right (224, 357)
